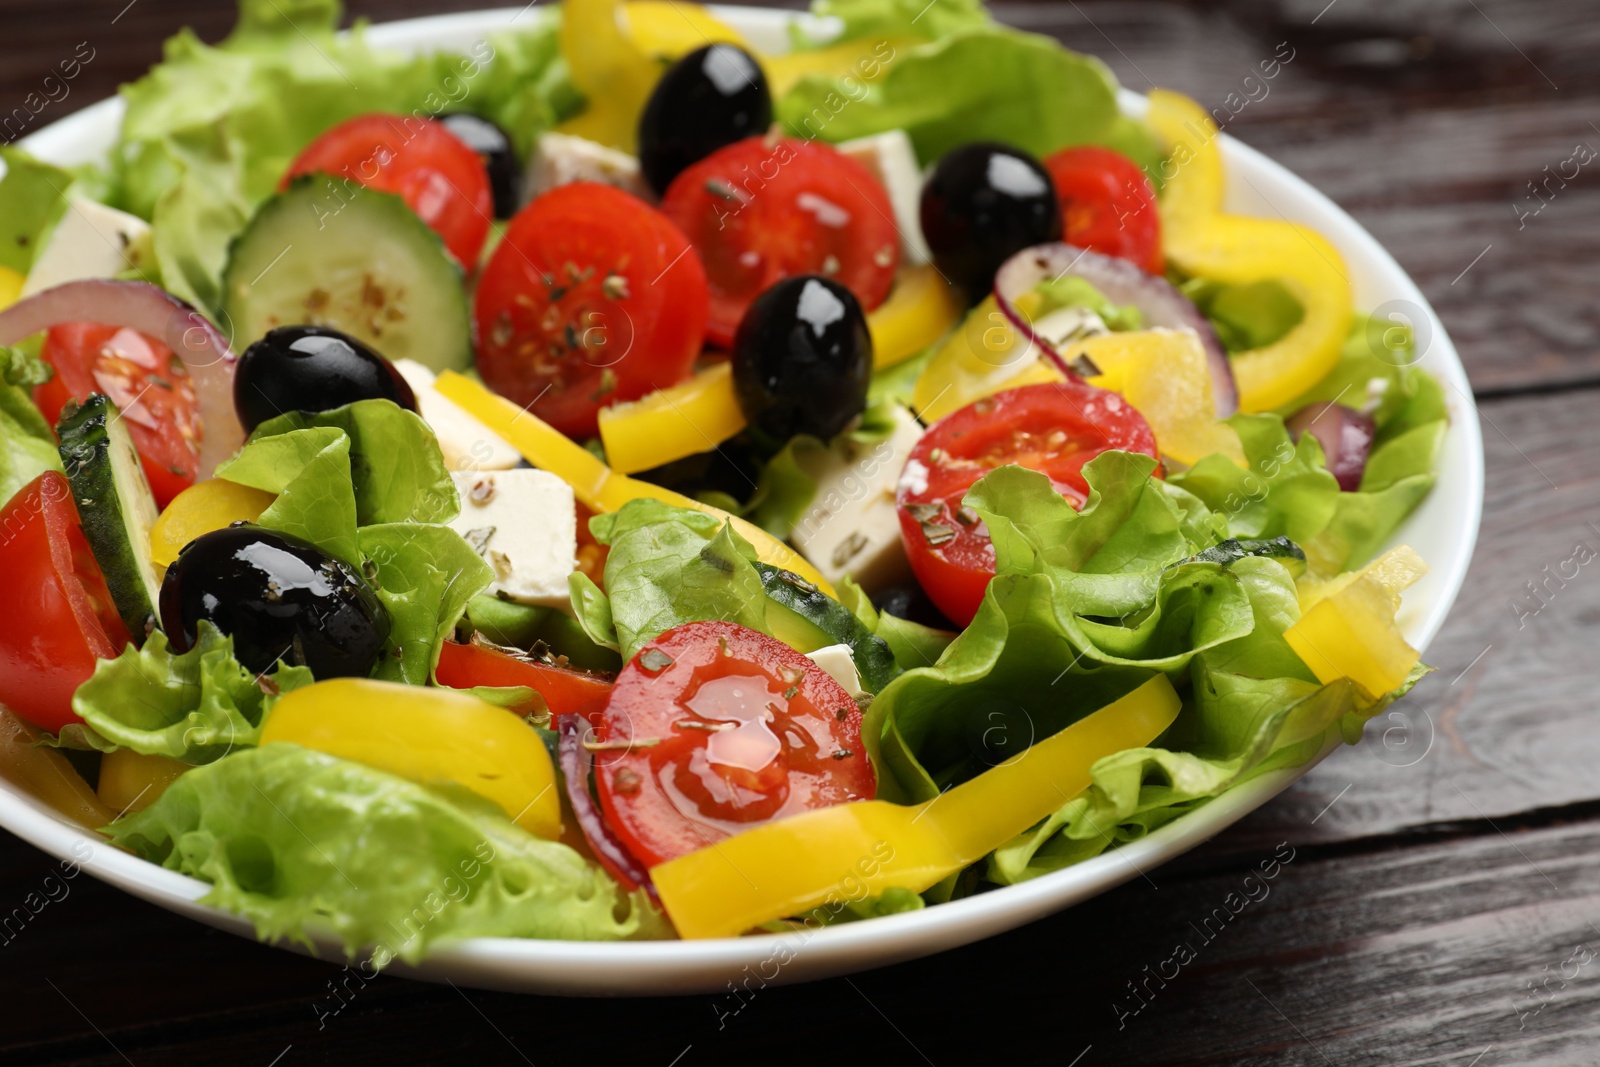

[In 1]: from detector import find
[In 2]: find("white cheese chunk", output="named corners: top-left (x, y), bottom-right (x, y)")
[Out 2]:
top-left (448, 469), bottom-right (577, 609)
top-left (1032, 306), bottom-right (1111, 348)
top-left (792, 404), bottom-right (925, 593)
top-left (837, 130), bottom-right (931, 266)
top-left (21, 198), bottom-right (153, 297)
top-left (394, 359), bottom-right (521, 473)
top-left (525, 133), bottom-right (649, 203)
top-left (805, 643), bottom-right (865, 701)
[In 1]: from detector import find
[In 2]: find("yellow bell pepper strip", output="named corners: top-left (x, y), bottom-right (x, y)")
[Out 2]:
top-left (96, 749), bottom-right (187, 815)
top-left (763, 36), bottom-right (918, 97)
top-left (1078, 329), bottom-right (1244, 466)
top-left (1148, 90), bottom-right (1353, 413)
top-left (912, 295), bottom-right (1059, 422)
top-left (149, 478), bottom-right (276, 570)
top-left (652, 674), bottom-right (1181, 939)
top-left (0, 709), bottom-right (116, 828)
top-left (597, 266), bottom-right (962, 473)
top-left (0, 266), bottom-right (23, 311)
top-left (598, 362), bottom-right (744, 475)
top-left (625, 1), bottom-right (748, 59)
top-left (434, 372), bottom-right (837, 595)
top-left (557, 0), bottom-right (659, 152)
top-left (1284, 545), bottom-right (1427, 699)
top-left (259, 678), bottom-right (562, 839)
top-left (869, 264), bottom-right (966, 370)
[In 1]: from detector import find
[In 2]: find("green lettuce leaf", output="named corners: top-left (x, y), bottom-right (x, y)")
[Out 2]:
top-left (799, 0), bottom-right (991, 46)
top-left (69, 623), bottom-right (312, 764)
top-left (777, 29), bottom-right (1160, 170)
top-left (243, 401), bottom-right (458, 527)
top-left (0, 147), bottom-right (74, 275)
top-left (1032, 275), bottom-right (1144, 331)
top-left (1168, 413), bottom-right (1340, 545)
top-left (111, 0), bottom-right (573, 312)
top-left (745, 400), bottom-right (904, 539)
top-left (587, 499), bottom-right (768, 662)
top-left (360, 524), bottom-right (492, 684)
top-left (1178, 277), bottom-right (1304, 353)
top-left (106, 743), bottom-right (666, 963)
top-left (215, 425), bottom-right (360, 564)
top-left (836, 578), bottom-right (956, 671)
top-left (0, 345), bottom-right (64, 506)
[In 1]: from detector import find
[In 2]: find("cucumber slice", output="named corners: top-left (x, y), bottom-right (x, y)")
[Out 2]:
top-left (1184, 536), bottom-right (1307, 578)
top-left (755, 563), bottom-right (899, 693)
top-left (57, 394), bottom-right (163, 638)
top-left (221, 177), bottom-right (472, 372)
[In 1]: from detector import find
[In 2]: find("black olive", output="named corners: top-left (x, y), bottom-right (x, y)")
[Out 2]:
top-left (732, 275), bottom-right (872, 445)
top-left (638, 43), bottom-right (772, 195)
top-left (159, 525), bottom-right (391, 679)
top-left (439, 112), bottom-right (520, 218)
top-left (963, 696), bottom-right (1036, 767)
top-left (919, 142), bottom-right (1062, 304)
top-left (234, 325), bottom-right (416, 434)
top-left (871, 582), bottom-right (957, 632)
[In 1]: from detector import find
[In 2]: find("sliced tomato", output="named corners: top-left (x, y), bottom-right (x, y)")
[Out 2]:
top-left (435, 638), bottom-right (614, 720)
top-left (473, 182), bottom-right (709, 439)
top-left (37, 323), bottom-right (200, 508)
top-left (0, 472), bottom-right (131, 733)
top-left (660, 137), bottom-right (900, 348)
top-left (1043, 146), bottom-right (1163, 275)
top-left (593, 620), bottom-right (874, 868)
top-left (283, 112), bottom-right (493, 267)
top-left (896, 382), bottom-right (1159, 627)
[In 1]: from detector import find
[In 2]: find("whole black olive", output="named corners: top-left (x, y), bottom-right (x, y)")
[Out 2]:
top-left (439, 112), bottom-right (520, 218)
top-left (159, 525), bottom-right (391, 679)
top-left (234, 325), bottom-right (416, 434)
top-left (732, 275), bottom-right (872, 445)
top-left (638, 43), bottom-right (772, 195)
top-left (919, 142), bottom-right (1062, 303)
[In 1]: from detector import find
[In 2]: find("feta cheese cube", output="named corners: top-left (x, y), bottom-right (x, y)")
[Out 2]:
top-left (805, 643), bottom-right (866, 701)
top-left (792, 404), bottom-right (925, 593)
top-left (21, 198), bottom-right (153, 297)
top-left (525, 133), bottom-right (649, 203)
top-left (449, 469), bottom-right (577, 609)
top-left (837, 130), bottom-right (931, 266)
top-left (395, 359), bottom-right (522, 473)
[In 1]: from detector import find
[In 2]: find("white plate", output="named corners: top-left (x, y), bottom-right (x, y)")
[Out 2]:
top-left (1, 5), bottom-right (1484, 996)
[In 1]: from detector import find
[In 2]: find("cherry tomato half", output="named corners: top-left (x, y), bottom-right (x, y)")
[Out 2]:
top-left (660, 137), bottom-right (900, 348)
top-left (37, 323), bottom-right (200, 508)
top-left (283, 112), bottom-right (493, 267)
top-left (0, 472), bottom-right (132, 733)
top-left (474, 182), bottom-right (709, 440)
top-left (594, 620), bottom-right (875, 868)
top-left (1043, 146), bottom-right (1163, 275)
top-left (435, 638), bottom-right (615, 721)
top-left (896, 382), bottom-right (1159, 627)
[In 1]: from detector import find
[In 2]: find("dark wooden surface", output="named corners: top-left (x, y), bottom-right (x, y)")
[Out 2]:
top-left (4, 1), bottom-right (1597, 1063)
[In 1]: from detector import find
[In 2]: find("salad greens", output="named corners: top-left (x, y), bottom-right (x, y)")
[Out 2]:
top-left (778, 29), bottom-right (1161, 171)
top-left (110, 0), bottom-right (574, 313)
top-left (1031, 275), bottom-right (1145, 332)
top-left (109, 743), bottom-right (665, 960)
top-left (0, 147), bottom-right (74, 276)
top-left (0, 345), bottom-right (64, 506)
top-left (70, 623), bottom-right (313, 764)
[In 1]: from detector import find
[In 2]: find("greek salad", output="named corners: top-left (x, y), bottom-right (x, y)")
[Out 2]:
top-left (0, 0), bottom-right (1448, 958)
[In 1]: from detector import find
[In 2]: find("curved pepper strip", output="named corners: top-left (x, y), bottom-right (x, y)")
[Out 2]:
top-left (434, 372), bottom-right (836, 595)
top-left (0, 710), bottom-right (116, 828)
top-left (259, 679), bottom-right (563, 839)
top-left (1148, 90), bottom-right (1353, 413)
top-left (912, 295), bottom-right (1059, 422)
top-left (651, 674), bottom-right (1180, 939)
top-left (598, 267), bottom-right (963, 474)
top-left (97, 750), bottom-right (187, 815)
top-left (1284, 545), bottom-right (1426, 699)
top-left (598, 363), bottom-right (743, 475)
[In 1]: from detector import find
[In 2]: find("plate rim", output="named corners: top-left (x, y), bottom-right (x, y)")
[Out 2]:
top-left (0, 3), bottom-right (1485, 996)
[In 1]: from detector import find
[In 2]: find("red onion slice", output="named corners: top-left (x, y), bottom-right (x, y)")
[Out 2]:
top-left (993, 243), bottom-right (1238, 416)
top-left (0, 280), bottom-right (243, 477)
top-left (557, 714), bottom-right (658, 901)
top-left (1286, 401), bottom-right (1374, 492)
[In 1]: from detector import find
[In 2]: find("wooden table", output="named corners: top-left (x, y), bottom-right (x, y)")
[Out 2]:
top-left (3, 1), bottom-right (1595, 1063)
